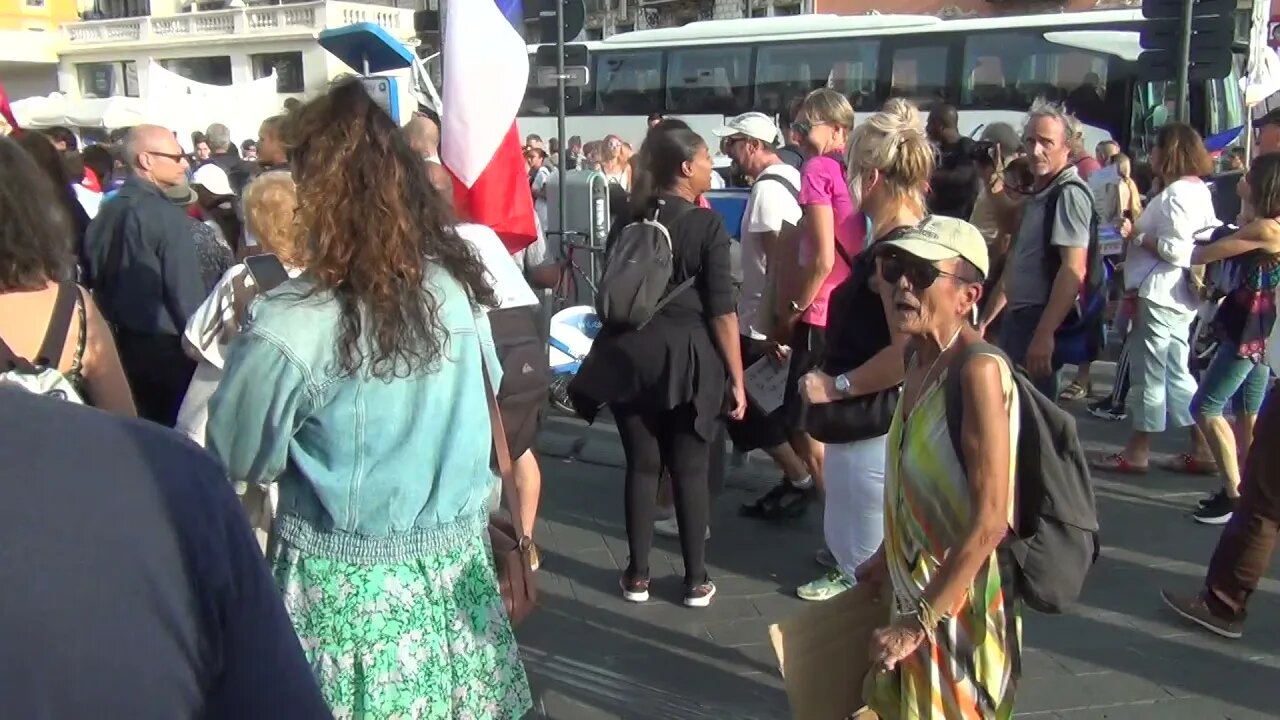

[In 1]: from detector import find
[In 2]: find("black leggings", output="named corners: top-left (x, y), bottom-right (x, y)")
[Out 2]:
top-left (614, 403), bottom-right (710, 588)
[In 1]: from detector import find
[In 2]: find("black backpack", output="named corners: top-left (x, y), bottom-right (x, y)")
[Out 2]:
top-left (595, 200), bottom-right (693, 329)
top-left (942, 341), bottom-right (1101, 614)
top-left (1042, 176), bottom-right (1108, 330)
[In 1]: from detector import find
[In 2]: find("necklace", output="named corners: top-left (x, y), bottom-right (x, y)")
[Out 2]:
top-left (904, 324), bottom-right (965, 422)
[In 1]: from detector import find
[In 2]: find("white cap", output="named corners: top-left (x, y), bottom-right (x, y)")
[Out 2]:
top-left (192, 163), bottom-right (234, 197)
top-left (712, 112), bottom-right (782, 145)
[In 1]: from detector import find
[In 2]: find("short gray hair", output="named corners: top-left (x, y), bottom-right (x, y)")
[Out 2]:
top-left (1024, 98), bottom-right (1083, 150)
top-left (205, 123), bottom-right (232, 151)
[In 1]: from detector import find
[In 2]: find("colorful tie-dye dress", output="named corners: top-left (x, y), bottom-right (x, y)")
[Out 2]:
top-left (867, 353), bottom-right (1022, 720)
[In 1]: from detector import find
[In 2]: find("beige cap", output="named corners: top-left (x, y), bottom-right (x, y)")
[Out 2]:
top-left (876, 215), bottom-right (990, 279)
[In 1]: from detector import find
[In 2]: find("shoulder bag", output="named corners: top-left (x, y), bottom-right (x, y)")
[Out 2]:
top-left (482, 353), bottom-right (538, 626)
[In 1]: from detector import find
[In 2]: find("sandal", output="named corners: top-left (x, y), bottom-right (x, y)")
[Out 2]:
top-left (739, 479), bottom-right (814, 521)
top-left (1059, 380), bottom-right (1092, 402)
top-left (1156, 454), bottom-right (1219, 476)
top-left (1089, 452), bottom-right (1149, 475)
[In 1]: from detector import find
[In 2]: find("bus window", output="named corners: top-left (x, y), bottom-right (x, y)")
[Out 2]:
top-left (961, 31), bottom-right (1110, 123)
top-left (889, 44), bottom-right (950, 108)
top-left (595, 50), bottom-right (663, 115)
top-left (666, 46), bottom-right (752, 116)
top-left (754, 39), bottom-right (879, 115)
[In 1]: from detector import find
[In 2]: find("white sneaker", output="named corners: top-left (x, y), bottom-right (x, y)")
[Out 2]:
top-left (654, 516), bottom-right (711, 540)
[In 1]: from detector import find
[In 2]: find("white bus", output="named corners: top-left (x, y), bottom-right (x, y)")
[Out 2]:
top-left (516, 9), bottom-right (1245, 161)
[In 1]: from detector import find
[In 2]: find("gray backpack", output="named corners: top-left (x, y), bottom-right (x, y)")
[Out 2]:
top-left (943, 341), bottom-right (1100, 614)
top-left (595, 201), bottom-right (694, 329)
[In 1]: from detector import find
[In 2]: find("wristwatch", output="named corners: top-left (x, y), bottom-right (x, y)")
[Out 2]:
top-left (834, 373), bottom-right (852, 396)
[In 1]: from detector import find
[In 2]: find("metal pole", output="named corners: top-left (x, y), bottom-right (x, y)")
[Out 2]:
top-left (555, 0), bottom-right (568, 257)
top-left (1175, 0), bottom-right (1194, 123)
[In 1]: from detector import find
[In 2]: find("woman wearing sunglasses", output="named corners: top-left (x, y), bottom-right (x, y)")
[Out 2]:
top-left (794, 97), bottom-right (918, 602)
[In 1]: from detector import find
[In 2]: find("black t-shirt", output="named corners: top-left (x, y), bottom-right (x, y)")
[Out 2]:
top-left (821, 232), bottom-right (896, 377)
top-left (928, 137), bottom-right (980, 220)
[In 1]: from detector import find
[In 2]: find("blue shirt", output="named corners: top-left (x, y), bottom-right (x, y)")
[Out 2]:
top-left (0, 388), bottom-right (331, 718)
top-left (206, 265), bottom-right (502, 564)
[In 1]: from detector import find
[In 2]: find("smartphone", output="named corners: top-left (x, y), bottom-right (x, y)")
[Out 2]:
top-left (244, 254), bottom-right (291, 293)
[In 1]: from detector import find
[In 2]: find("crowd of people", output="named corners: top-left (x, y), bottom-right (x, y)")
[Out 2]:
top-left (2, 65), bottom-right (1279, 718)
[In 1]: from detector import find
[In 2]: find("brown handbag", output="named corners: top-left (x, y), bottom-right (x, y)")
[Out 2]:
top-left (482, 363), bottom-right (538, 626)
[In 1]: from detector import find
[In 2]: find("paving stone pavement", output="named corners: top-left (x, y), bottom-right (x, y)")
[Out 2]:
top-left (513, 391), bottom-right (1280, 720)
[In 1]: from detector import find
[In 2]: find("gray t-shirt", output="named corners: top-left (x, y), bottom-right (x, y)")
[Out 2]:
top-left (1005, 167), bottom-right (1094, 310)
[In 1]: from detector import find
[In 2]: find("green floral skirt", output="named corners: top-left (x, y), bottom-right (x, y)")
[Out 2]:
top-left (269, 530), bottom-right (532, 720)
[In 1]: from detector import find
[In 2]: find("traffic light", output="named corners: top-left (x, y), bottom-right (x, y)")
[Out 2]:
top-left (524, 0), bottom-right (585, 43)
top-left (1137, 0), bottom-right (1235, 81)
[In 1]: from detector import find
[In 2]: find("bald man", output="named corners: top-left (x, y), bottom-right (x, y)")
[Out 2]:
top-left (406, 113), bottom-right (440, 162)
top-left (84, 124), bottom-right (206, 427)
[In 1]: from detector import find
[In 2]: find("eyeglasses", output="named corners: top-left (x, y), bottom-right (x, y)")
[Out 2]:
top-left (145, 150), bottom-right (188, 163)
top-left (880, 253), bottom-right (972, 291)
top-left (791, 120), bottom-right (812, 136)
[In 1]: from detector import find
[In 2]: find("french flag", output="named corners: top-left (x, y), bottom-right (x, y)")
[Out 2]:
top-left (442, 0), bottom-right (538, 254)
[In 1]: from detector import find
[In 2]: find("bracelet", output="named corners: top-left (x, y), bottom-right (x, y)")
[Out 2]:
top-left (915, 597), bottom-right (945, 642)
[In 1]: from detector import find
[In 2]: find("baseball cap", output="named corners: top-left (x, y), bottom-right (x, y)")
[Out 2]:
top-left (1255, 107), bottom-right (1280, 129)
top-left (875, 215), bottom-right (990, 280)
top-left (713, 112), bottom-right (782, 145)
top-left (192, 163), bottom-right (234, 197)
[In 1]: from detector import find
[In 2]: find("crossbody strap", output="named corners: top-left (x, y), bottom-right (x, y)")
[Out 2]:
top-left (480, 336), bottom-right (529, 546)
top-left (36, 281), bottom-right (78, 366)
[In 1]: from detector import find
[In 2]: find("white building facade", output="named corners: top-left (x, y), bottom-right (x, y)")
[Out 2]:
top-left (57, 0), bottom-right (414, 104)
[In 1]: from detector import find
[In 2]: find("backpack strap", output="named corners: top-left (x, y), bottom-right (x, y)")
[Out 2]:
top-left (36, 282), bottom-right (78, 367)
top-left (648, 199), bottom-right (701, 314)
top-left (754, 174), bottom-right (800, 200)
top-left (943, 340), bottom-right (1013, 474)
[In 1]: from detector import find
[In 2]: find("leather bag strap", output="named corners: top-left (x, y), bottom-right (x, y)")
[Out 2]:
top-left (481, 352), bottom-right (528, 545)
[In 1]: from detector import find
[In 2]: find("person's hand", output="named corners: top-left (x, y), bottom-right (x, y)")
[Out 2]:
top-left (800, 370), bottom-right (838, 405)
top-left (771, 343), bottom-right (791, 364)
top-left (1120, 218), bottom-right (1134, 238)
top-left (870, 618), bottom-right (927, 673)
top-left (1026, 331), bottom-right (1055, 378)
top-left (728, 381), bottom-right (747, 421)
top-left (854, 551), bottom-right (887, 590)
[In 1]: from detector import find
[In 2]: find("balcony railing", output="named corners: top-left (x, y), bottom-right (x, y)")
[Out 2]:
top-left (65, 1), bottom-right (413, 45)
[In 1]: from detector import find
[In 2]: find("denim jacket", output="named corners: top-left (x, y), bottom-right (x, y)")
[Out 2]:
top-left (206, 264), bottom-right (501, 564)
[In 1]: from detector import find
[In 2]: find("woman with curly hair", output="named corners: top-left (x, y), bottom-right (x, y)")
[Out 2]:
top-left (205, 79), bottom-right (531, 719)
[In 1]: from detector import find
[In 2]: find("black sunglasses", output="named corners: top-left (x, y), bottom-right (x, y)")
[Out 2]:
top-left (791, 120), bottom-right (812, 136)
top-left (880, 253), bottom-right (971, 291)
top-left (146, 150), bottom-right (187, 163)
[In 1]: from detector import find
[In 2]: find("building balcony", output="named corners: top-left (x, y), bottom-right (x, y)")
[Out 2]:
top-left (63, 0), bottom-right (414, 49)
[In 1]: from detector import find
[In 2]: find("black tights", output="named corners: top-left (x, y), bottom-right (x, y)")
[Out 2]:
top-left (614, 404), bottom-right (710, 588)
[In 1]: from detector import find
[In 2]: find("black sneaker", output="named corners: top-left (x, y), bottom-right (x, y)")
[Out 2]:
top-left (739, 479), bottom-right (814, 521)
top-left (1198, 488), bottom-right (1226, 509)
top-left (1161, 590), bottom-right (1243, 639)
top-left (1087, 400), bottom-right (1128, 422)
top-left (684, 579), bottom-right (717, 608)
top-left (1193, 492), bottom-right (1236, 525)
top-left (620, 573), bottom-right (650, 603)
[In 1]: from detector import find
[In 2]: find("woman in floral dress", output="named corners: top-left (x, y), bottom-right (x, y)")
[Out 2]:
top-left (206, 78), bottom-right (531, 719)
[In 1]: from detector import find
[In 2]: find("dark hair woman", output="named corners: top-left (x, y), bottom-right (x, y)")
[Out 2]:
top-left (0, 136), bottom-right (135, 416)
top-left (570, 123), bottom-right (746, 609)
top-left (16, 131), bottom-right (92, 275)
top-left (204, 78), bottom-right (531, 719)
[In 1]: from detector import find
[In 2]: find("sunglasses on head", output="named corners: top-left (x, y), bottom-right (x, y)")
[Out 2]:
top-left (879, 252), bottom-right (973, 291)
